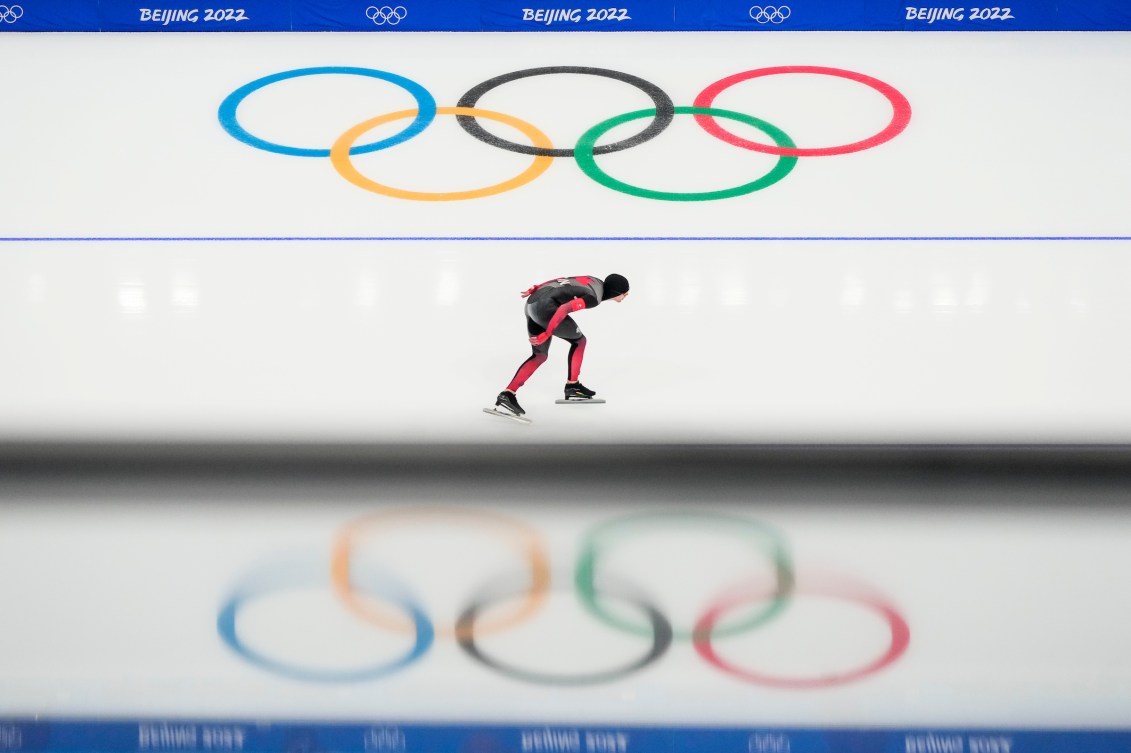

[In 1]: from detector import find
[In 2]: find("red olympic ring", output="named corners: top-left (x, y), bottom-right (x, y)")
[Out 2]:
top-left (692, 574), bottom-right (911, 689)
top-left (692, 65), bottom-right (913, 157)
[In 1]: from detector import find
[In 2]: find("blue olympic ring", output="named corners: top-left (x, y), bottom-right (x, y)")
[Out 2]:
top-left (217, 66), bottom-right (437, 158)
top-left (217, 556), bottom-right (434, 683)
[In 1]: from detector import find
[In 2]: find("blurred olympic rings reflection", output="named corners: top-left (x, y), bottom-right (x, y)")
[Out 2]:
top-left (216, 553), bottom-right (434, 683)
top-left (217, 64), bottom-right (911, 202)
top-left (574, 510), bottom-right (795, 640)
top-left (694, 575), bottom-right (911, 689)
top-left (456, 578), bottom-right (675, 686)
top-left (329, 506), bottom-right (552, 639)
top-left (217, 508), bottom-right (910, 687)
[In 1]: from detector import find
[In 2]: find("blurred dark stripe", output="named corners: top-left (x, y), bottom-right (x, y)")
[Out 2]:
top-left (1, 442), bottom-right (1130, 492)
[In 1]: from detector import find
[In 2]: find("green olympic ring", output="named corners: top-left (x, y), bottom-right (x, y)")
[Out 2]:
top-left (574, 510), bottom-right (795, 641)
top-left (574, 106), bottom-right (798, 202)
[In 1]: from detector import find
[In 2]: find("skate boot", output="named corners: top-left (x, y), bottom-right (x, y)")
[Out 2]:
top-left (483, 390), bottom-right (531, 423)
top-left (495, 390), bottom-right (525, 416)
top-left (562, 382), bottom-right (597, 401)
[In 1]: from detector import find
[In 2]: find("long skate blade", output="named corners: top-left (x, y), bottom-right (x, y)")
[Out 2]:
top-left (555, 398), bottom-right (606, 404)
top-left (482, 407), bottom-right (532, 424)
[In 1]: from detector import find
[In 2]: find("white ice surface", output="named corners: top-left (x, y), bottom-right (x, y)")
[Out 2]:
top-left (1, 32), bottom-right (1130, 442)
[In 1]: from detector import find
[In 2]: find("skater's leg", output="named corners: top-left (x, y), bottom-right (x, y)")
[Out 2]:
top-left (505, 316), bottom-right (552, 393)
top-left (566, 336), bottom-right (586, 382)
top-left (547, 316), bottom-right (586, 384)
top-left (546, 317), bottom-right (598, 399)
top-left (505, 349), bottom-right (548, 392)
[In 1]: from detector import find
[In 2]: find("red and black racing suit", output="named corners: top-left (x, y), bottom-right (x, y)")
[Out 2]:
top-left (505, 276), bottom-right (606, 393)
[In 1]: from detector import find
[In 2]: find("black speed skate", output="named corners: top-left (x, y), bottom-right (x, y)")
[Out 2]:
top-left (483, 390), bottom-right (532, 424)
top-left (556, 382), bottom-right (606, 404)
top-left (496, 390), bottom-right (525, 415)
top-left (563, 382), bottom-right (596, 400)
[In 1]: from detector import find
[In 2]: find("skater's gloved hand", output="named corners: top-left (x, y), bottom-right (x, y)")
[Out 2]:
top-left (529, 333), bottom-right (550, 346)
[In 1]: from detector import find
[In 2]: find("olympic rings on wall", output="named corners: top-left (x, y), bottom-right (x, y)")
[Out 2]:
top-left (0, 5), bottom-right (24, 23)
top-left (575, 106), bottom-right (797, 202)
top-left (218, 64), bottom-right (911, 201)
top-left (218, 508), bottom-right (910, 688)
top-left (330, 107), bottom-right (555, 201)
top-left (217, 66), bottom-right (437, 157)
top-left (455, 66), bottom-right (676, 158)
top-left (366, 5), bottom-right (406, 25)
top-left (749, 5), bottom-right (791, 23)
top-left (692, 66), bottom-right (913, 157)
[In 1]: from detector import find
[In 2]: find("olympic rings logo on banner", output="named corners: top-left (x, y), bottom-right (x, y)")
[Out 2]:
top-left (217, 508), bottom-right (911, 688)
top-left (749, 5), bottom-right (790, 23)
top-left (366, 5), bottom-right (406, 25)
top-left (0, 5), bottom-right (24, 22)
top-left (217, 64), bottom-right (912, 203)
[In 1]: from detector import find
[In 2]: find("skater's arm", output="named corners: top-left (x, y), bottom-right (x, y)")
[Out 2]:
top-left (529, 297), bottom-right (587, 345)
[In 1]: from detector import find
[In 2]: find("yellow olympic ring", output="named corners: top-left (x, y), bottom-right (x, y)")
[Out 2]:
top-left (330, 106), bottom-right (554, 201)
top-left (330, 506), bottom-right (552, 640)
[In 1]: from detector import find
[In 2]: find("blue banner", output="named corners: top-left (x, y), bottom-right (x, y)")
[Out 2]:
top-left (0, 0), bottom-right (99, 30)
top-left (1, 0), bottom-right (1130, 30)
top-left (681, 0), bottom-right (900, 31)
top-left (2, 720), bottom-right (1131, 753)
top-left (481, 0), bottom-right (676, 31)
top-left (291, 0), bottom-right (481, 32)
top-left (97, 0), bottom-right (290, 30)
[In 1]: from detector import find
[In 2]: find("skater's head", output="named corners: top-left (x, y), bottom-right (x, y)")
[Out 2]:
top-left (602, 273), bottom-right (630, 302)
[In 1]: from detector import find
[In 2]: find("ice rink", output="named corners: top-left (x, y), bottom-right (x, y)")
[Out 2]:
top-left (2, 28), bottom-right (1131, 752)
top-left (2, 32), bottom-right (1130, 443)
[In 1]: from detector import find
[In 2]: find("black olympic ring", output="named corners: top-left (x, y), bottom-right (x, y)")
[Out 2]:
top-left (455, 66), bottom-right (676, 158)
top-left (455, 581), bottom-right (673, 686)
top-left (366, 5), bottom-right (406, 25)
top-left (0, 4), bottom-right (24, 22)
top-left (749, 5), bottom-right (790, 23)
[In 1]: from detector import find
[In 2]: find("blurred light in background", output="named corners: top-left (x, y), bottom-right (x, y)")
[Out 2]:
top-left (27, 274), bottom-right (46, 304)
top-left (436, 267), bottom-right (460, 307)
top-left (931, 275), bottom-right (957, 314)
top-left (965, 273), bottom-right (989, 312)
top-left (841, 274), bottom-right (865, 309)
top-left (118, 280), bottom-right (147, 317)
top-left (171, 276), bottom-right (200, 313)
top-left (719, 275), bottom-right (748, 308)
top-left (356, 274), bottom-right (379, 310)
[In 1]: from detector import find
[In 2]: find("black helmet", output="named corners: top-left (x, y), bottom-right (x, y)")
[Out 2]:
top-left (602, 273), bottom-right (630, 300)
